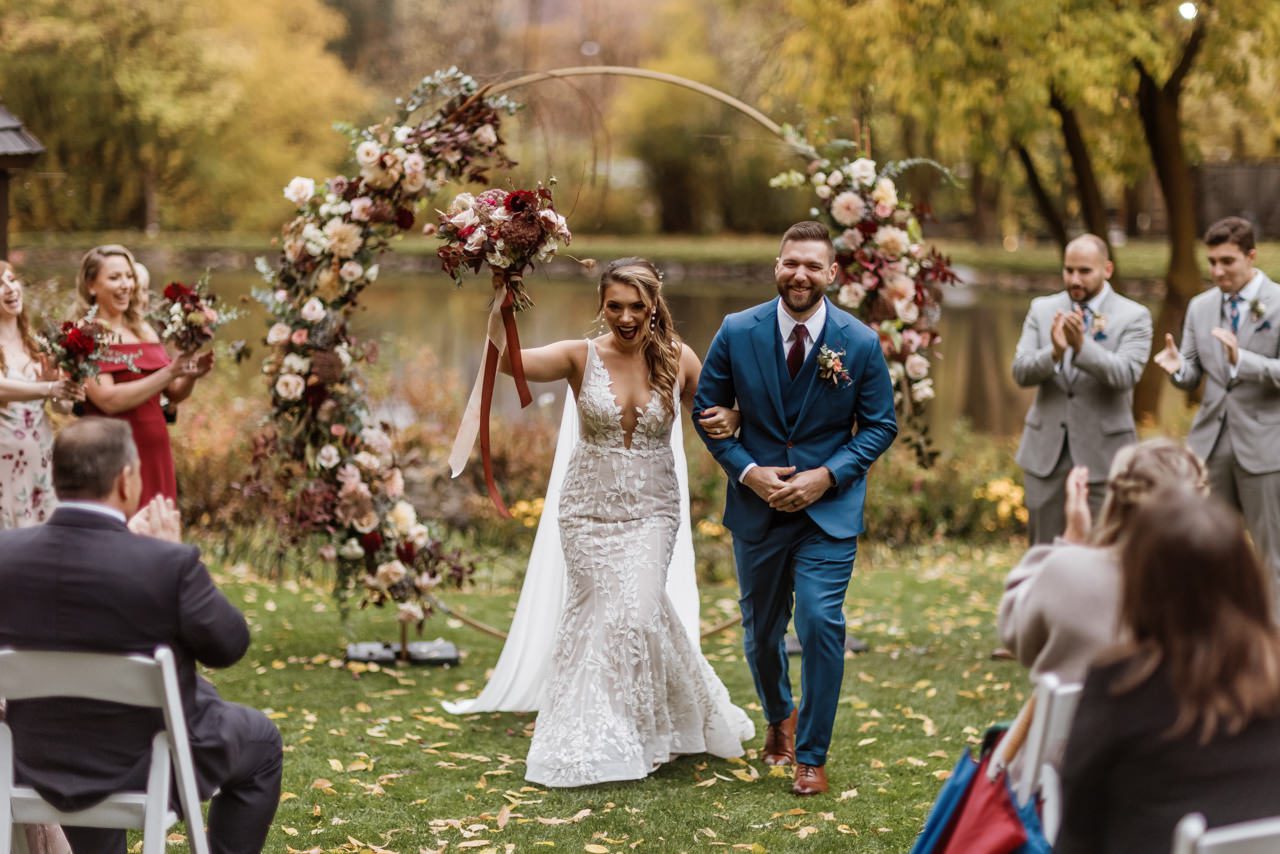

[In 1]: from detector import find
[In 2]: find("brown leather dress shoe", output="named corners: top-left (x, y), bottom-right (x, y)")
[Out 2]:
top-left (792, 763), bottom-right (828, 796)
top-left (762, 709), bottom-right (798, 766)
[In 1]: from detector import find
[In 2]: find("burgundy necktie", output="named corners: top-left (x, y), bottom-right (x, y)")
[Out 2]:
top-left (787, 323), bottom-right (808, 379)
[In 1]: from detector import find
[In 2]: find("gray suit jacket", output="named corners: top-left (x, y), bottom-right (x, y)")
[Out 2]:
top-left (1172, 274), bottom-right (1280, 473)
top-left (1013, 288), bottom-right (1152, 481)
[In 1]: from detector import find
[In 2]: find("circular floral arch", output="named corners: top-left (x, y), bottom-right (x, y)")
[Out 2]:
top-left (258, 66), bottom-right (953, 627)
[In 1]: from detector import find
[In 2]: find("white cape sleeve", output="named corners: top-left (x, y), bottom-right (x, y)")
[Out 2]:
top-left (443, 391), bottom-right (701, 714)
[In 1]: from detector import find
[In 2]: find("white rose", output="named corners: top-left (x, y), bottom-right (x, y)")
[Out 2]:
top-left (826, 169), bottom-right (844, 187)
top-left (336, 344), bottom-right (353, 367)
top-left (375, 559), bottom-right (407, 588)
top-left (338, 537), bottom-right (365, 560)
top-left (393, 125), bottom-right (412, 144)
top-left (449, 208), bottom-right (480, 230)
top-left (282, 353), bottom-right (311, 374)
top-left (871, 177), bottom-right (898, 208)
top-left (408, 522), bottom-right (430, 549)
top-left (316, 444), bottom-right (341, 469)
top-left (474, 124), bottom-right (498, 147)
top-left (356, 140), bottom-right (382, 167)
top-left (274, 373), bottom-right (305, 401)
top-left (905, 352), bottom-right (930, 381)
top-left (448, 192), bottom-right (475, 214)
top-left (323, 218), bottom-right (363, 259)
top-left (397, 601), bottom-right (424, 624)
top-left (388, 500), bottom-right (418, 536)
top-left (888, 361), bottom-right (906, 383)
top-left (300, 297), bottom-right (326, 323)
top-left (812, 171), bottom-right (827, 186)
top-left (283, 177), bottom-right (315, 207)
top-left (465, 227), bottom-right (488, 254)
top-left (911, 378), bottom-right (935, 403)
top-left (365, 264), bottom-right (379, 282)
top-left (815, 184), bottom-right (833, 200)
top-left (266, 323), bottom-right (291, 346)
top-left (894, 296), bottom-right (920, 324)
top-left (401, 170), bottom-right (427, 194)
top-left (837, 283), bottom-right (867, 309)
top-left (339, 261), bottom-right (364, 282)
top-left (360, 427), bottom-right (392, 456)
top-left (403, 152), bottom-right (426, 174)
top-left (849, 158), bottom-right (877, 187)
top-left (354, 451), bottom-right (382, 472)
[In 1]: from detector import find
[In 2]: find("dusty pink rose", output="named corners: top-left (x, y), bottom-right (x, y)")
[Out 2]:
top-left (883, 272), bottom-right (916, 302)
top-left (383, 467), bottom-right (405, 498)
top-left (290, 328), bottom-right (309, 346)
top-left (266, 323), bottom-right (291, 346)
top-left (319, 544), bottom-right (337, 562)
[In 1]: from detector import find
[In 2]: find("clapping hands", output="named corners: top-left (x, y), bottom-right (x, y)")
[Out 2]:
top-left (1153, 333), bottom-right (1183, 375)
top-left (1062, 466), bottom-right (1092, 544)
top-left (128, 496), bottom-right (182, 543)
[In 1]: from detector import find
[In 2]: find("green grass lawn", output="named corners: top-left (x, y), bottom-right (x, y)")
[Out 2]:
top-left (179, 539), bottom-right (1027, 853)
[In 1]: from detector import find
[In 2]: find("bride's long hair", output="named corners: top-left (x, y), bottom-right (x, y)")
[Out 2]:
top-left (599, 258), bottom-right (681, 416)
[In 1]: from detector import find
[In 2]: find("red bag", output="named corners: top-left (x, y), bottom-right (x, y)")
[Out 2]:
top-left (939, 751), bottom-right (1029, 854)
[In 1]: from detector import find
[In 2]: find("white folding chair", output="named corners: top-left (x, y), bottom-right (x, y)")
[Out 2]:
top-left (0, 646), bottom-right (209, 854)
top-left (1172, 812), bottom-right (1280, 854)
top-left (1014, 673), bottom-right (1082, 843)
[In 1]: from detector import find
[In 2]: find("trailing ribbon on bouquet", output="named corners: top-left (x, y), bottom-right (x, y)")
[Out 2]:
top-left (449, 272), bottom-right (533, 517)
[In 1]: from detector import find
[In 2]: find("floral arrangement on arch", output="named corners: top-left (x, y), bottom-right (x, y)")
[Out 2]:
top-left (772, 141), bottom-right (959, 466)
top-left (254, 68), bottom-right (521, 624)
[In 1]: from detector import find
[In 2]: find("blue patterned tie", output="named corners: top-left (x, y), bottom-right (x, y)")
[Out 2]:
top-left (1228, 295), bottom-right (1242, 333)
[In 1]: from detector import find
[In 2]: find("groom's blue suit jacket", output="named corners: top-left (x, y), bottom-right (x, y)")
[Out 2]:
top-left (694, 297), bottom-right (897, 543)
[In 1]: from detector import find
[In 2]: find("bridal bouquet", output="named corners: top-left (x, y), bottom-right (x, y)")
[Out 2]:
top-left (435, 184), bottom-right (572, 309)
top-left (37, 306), bottom-right (128, 383)
top-left (436, 183), bottom-right (573, 517)
top-left (152, 273), bottom-right (237, 352)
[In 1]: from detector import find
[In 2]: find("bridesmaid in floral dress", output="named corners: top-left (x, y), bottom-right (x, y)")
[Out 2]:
top-left (0, 260), bottom-right (81, 527)
top-left (76, 246), bottom-right (211, 506)
top-left (0, 259), bottom-right (79, 854)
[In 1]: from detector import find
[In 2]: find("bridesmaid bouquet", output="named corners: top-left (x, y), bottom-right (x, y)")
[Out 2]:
top-left (152, 273), bottom-right (237, 352)
top-left (37, 307), bottom-right (130, 382)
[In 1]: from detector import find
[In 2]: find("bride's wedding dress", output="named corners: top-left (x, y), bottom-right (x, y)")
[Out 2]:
top-left (522, 339), bottom-right (753, 787)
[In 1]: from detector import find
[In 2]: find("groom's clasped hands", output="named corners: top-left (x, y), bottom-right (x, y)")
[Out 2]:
top-left (743, 464), bottom-right (833, 512)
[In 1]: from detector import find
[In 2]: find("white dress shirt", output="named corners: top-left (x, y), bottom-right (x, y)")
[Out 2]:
top-left (54, 500), bottom-right (127, 524)
top-left (1173, 270), bottom-right (1263, 382)
top-left (738, 300), bottom-right (830, 483)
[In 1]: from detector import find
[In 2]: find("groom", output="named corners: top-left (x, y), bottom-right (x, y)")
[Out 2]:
top-left (695, 221), bottom-right (897, 795)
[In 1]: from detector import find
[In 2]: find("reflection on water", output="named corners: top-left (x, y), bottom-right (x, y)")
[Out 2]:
top-left (48, 265), bottom-right (1053, 439)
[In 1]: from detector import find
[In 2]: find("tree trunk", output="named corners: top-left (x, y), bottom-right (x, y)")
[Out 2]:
top-left (142, 154), bottom-right (160, 236)
top-left (969, 164), bottom-right (998, 244)
top-left (1131, 24), bottom-right (1206, 421)
top-left (1050, 89), bottom-right (1109, 246)
top-left (1015, 142), bottom-right (1068, 251)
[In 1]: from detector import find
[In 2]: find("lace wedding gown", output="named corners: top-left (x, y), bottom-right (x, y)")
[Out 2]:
top-left (524, 339), bottom-right (754, 788)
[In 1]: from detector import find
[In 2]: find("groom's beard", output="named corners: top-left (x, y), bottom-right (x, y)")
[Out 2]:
top-left (777, 280), bottom-right (826, 314)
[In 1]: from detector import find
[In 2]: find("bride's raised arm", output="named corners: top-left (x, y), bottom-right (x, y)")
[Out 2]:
top-left (498, 339), bottom-right (585, 384)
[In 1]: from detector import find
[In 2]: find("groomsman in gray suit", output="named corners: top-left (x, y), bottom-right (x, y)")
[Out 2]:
top-left (1013, 234), bottom-right (1153, 543)
top-left (1154, 216), bottom-right (1280, 575)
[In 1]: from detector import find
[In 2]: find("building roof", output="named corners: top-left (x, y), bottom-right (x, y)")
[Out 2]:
top-left (0, 103), bottom-right (44, 168)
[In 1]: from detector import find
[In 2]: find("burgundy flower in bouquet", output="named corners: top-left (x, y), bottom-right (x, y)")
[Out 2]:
top-left (37, 307), bottom-right (123, 383)
top-left (151, 272), bottom-right (236, 353)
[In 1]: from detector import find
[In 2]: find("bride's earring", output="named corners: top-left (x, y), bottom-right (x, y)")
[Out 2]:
top-left (648, 312), bottom-right (657, 332)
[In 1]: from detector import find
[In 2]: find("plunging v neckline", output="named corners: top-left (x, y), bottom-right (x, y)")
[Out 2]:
top-left (589, 341), bottom-right (655, 451)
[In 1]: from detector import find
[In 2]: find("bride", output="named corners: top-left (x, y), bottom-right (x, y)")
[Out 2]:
top-left (451, 258), bottom-right (754, 787)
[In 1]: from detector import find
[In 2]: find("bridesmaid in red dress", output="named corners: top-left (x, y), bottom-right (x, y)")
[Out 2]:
top-left (77, 245), bottom-right (212, 506)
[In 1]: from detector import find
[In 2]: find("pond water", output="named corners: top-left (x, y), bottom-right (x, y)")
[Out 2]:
top-left (21, 259), bottom-right (1071, 439)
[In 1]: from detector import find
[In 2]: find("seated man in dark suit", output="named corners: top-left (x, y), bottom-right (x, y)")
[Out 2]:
top-left (0, 417), bottom-right (281, 854)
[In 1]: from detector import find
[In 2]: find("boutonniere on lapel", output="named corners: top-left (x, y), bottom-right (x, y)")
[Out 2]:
top-left (816, 345), bottom-right (851, 387)
top-left (1091, 312), bottom-right (1108, 341)
top-left (1250, 298), bottom-right (1268, 325)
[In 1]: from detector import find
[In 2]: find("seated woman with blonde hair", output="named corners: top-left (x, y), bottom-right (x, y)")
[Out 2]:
top-left (1056, 492), bottom-right (1280, 852)
top-left (997, 438), bottom-right (1207, 684)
